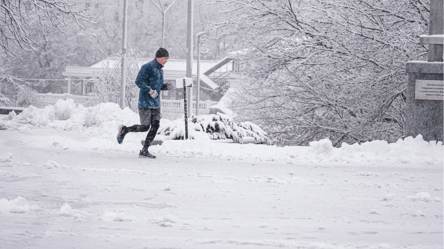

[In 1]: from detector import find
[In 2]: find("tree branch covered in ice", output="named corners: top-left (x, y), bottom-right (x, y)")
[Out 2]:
top-left (215, 0), bottom-right (429, 146)
top-left (0, 0), bottom-right (91, 56)
top-left (89, 52), bottom-right (141, 111)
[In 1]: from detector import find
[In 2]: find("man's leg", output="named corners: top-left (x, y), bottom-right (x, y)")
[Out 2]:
top-left (141, 108), bottom-right (161, 151)
top-left (117, 108), bottom-right (151, 144)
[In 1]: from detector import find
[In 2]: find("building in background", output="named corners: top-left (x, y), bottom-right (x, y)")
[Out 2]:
top-left (62, 52), bottom-right (240, 101)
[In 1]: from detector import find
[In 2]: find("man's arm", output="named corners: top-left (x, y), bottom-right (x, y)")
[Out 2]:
top-left (134, 65), bottom-right (152, 92)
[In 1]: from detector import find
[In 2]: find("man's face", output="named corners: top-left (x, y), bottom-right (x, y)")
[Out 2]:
top-left (157, 57), bottom-right (168, 66)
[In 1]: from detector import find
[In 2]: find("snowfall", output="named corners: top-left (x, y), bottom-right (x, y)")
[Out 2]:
top-left (0, 99), bottom-right (442, 249)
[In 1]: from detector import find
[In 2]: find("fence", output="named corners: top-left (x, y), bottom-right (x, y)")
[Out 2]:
top-left (35, 93), bottom-right (217, 117)
top-left (18, 79), bottom-right (92, 95)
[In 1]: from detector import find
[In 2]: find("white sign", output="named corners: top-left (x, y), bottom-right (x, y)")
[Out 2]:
top-left (415, 80), bottom-right (444, 101)
top-left (175, 77), bottom-right (193, 89)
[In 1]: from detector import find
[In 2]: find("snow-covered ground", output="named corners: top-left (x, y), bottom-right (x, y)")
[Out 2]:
top-left (0, 101), bottom-right (442, 249)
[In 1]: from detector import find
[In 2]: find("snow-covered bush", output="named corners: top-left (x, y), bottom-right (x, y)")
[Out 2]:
top-left (158, 113), bottom-right (271, 144)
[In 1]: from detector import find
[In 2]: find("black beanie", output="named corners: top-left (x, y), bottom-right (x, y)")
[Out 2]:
top-left (155, 48), bottom-right (169, 58)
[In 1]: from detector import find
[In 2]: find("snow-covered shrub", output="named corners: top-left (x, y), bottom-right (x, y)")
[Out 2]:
top-left (16, 86), bottom-right (41, 107)
top-left (158, 113), bottom-right (271, 144)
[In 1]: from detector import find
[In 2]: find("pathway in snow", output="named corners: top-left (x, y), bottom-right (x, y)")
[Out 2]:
top-left (0, 129), bottom-right (442, 249)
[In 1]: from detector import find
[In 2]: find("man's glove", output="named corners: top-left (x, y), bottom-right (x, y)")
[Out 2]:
top-left (149, 89), bottom-right (158, 98)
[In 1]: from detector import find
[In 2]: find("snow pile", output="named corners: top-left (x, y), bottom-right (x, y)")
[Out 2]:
top-left (0, 152), bottom-right (13, 163)
top-left (154, 215), bottom-right (180, 227)
top-left (406, 192), bottom-right (441, 203)
top-left (0, 196), bottom-right (39, 214)
top-left (0, 152), bottom-right (13, 167)
top-left (156, 135), bottom-right (443, 165)
top-left (43, 160), bottom-right (67, 169)
top-left (0, 100), bottom-right (442, 166)
top-left (59, 203), bottom-right (88, 219)
top-left (3, 101), bottom-right (139, 131)
top-left (2, 99), bottom-right (270, 143)
top-left (54, 98), bottom-right (76, 120)
top-left (102, 211), bottom-right (132, 222)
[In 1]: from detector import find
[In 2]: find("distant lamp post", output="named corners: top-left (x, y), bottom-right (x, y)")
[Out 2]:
top-left (186, 0), bottom-right (193, 119)
top-left (195, 31), bottom-right (208, 116)
top-left (150, 0), bottom-right (178, 47)
top-left (120, 0), bottom-right (128, 109)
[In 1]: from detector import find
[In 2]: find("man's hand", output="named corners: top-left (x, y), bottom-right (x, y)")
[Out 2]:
top-left (166, 82), bottom-right (173, 90)
top-left (149, 89), bottom-right (158, 98)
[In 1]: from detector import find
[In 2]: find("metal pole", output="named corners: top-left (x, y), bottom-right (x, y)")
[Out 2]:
top-left (162, 13), bottom-right (165, 47)
top-left (82, 79), bottom-right (86, 95)
top-left (150, 0), bottom-right (177, 47)
top-left (195, 31), bottom-right (208, 116)
top-left (183, 79), bottom-right (188, 140)
top-left (186, 0), bottom-right (194, 119)
top-left (120, 0), bottom-right (128, 109)
top-left (66, 78), bottom-right (71, 94)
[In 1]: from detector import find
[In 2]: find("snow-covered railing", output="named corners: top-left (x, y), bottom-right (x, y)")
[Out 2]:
top-left (162, 99), bottom-right (216, 111)
top-left (131, 98), bottom-right (217, 114)
top-left (36, 93), bottom-right (217, 115)
top-left (36, 93), bottom-right (97, 107)
top-left (37, 93), bottom-right (99, 106)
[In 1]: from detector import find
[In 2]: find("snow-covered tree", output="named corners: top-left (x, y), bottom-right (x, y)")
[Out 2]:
top-left (0, 0), bottom-right (90, 56)
top-left (89, 52), bottom-right (141, 111)
top-left (216, 0), bottom-right (429, 146)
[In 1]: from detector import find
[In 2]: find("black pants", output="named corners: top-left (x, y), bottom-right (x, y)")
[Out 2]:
top-left (124, 108), bottom-right (161, 150)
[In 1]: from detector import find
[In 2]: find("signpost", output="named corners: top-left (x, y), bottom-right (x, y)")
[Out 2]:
top-left (176, 77), bottom-right (193, 139)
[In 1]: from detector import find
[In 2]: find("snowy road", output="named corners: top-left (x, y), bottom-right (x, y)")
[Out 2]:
top-left (0, 128), bottom-right (443, 248)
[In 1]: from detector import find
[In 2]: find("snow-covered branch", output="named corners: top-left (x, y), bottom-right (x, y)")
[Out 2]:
top-left (0, 0), bottom-right (91, 56)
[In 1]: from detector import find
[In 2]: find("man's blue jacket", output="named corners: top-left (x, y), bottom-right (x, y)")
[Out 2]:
top-left (134, 59), bottom-right (169, 109)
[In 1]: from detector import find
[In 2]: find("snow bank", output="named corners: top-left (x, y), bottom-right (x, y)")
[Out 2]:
top-left (0, 197), bottom-right (39, 214)
top-left (2, 100), bottom-right (270, 143)
top-left (0, 100), bottom-right (442, 166)
top-left (156, 135), bottom-right (443, 166)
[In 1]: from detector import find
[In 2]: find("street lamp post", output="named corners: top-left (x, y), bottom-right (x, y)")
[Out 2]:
top-left (150, 0), bottom-right (178, 47)
top-left (186, 0), bottom-right (194, 119)
top-left (195, 31), bottom-right (208, 116)
top-left (120, 0), bottom-right (128, 109)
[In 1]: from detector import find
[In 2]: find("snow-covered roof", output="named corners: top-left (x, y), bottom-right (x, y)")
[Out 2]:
top-left (64, 57), bottom-right (237, 90)
top-left (90, 58), bottom-right (233, 75)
